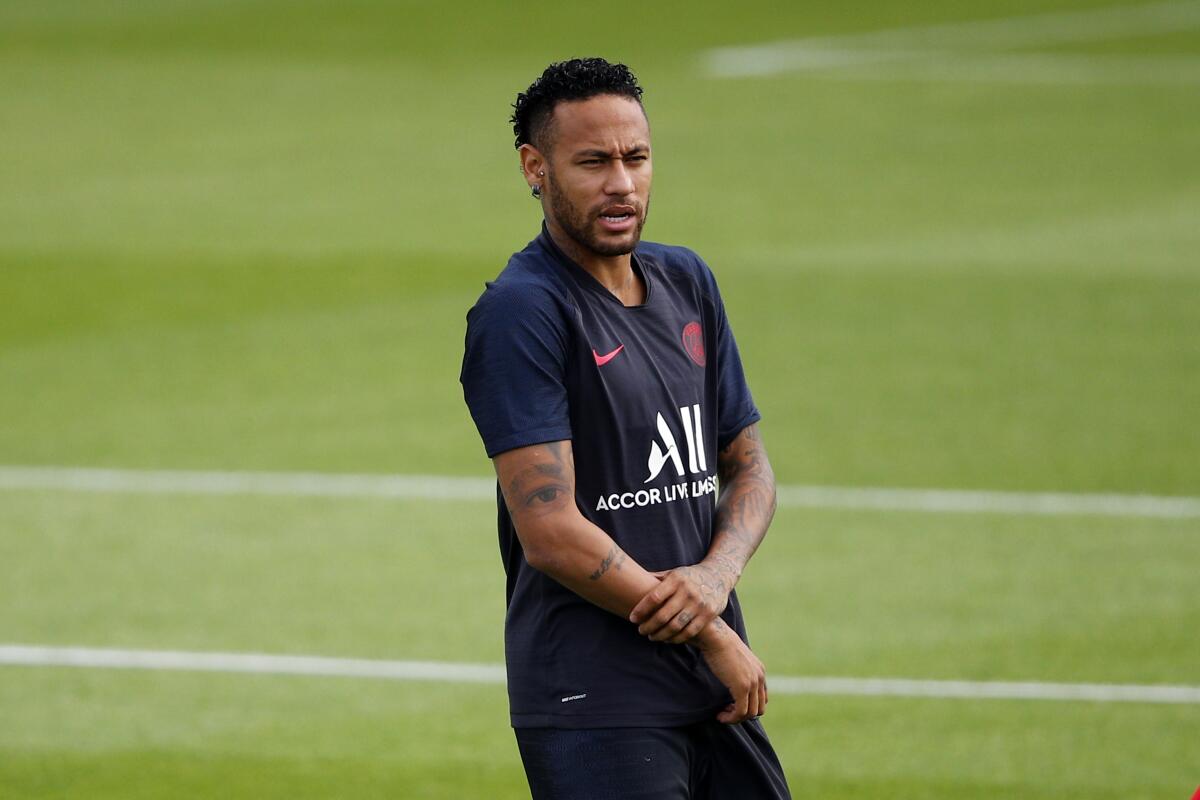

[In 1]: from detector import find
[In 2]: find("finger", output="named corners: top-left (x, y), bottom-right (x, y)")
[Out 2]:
top-left (649, 570), bottom-right (670, 579)
top-left (716, 702), bottom-right (736, 724)
top-left (745, 679), bottom-right (761, 720)
top-left (654, 608), bottom-right (702, 643)
top-left (650, 603), bottom-right (699, 641)
top-left (728, 685), bottom-right (749, 724)
top-left (642, 597), bottom-right (690, 639)
top-left (628, 583), bottom-right (671, 624)
top-left (630, 573), bottom-right (689, 624)
top-left (665, 612), bottom-right (711, 645)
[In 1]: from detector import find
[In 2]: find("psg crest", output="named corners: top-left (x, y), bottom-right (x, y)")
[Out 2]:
top-left (681, 321), bottom-right (705, 367)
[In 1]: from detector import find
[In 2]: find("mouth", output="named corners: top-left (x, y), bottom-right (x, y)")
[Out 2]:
top-left (597, 205), bottom-right (637, 232)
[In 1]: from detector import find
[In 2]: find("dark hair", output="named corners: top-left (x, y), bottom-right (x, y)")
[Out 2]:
top-left (511, 57), bottom-right (645, 151)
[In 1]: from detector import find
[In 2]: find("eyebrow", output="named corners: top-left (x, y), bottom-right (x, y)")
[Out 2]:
top-left (574, 145), bottom-right (649, 159)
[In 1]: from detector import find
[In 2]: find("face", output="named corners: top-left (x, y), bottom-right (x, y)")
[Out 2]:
top-left (534, 95), bottom-right (652, 259)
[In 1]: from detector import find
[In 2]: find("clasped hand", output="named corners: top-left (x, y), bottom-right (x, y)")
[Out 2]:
top-left (628, 561), bottom-right (733, 645)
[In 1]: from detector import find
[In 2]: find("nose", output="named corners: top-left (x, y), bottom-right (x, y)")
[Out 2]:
top-left (604, 161), bottom-right (635, 197)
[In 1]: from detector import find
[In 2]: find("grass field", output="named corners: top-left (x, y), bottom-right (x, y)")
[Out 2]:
top-left (2, 1), bottom-right (1199, 798)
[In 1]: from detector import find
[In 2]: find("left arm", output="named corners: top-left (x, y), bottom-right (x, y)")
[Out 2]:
top-left (629, 422), bottom-right (777, 643)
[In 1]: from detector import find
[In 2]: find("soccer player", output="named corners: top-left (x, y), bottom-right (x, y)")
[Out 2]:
top-left (460, 58), bottom-right (790, 799)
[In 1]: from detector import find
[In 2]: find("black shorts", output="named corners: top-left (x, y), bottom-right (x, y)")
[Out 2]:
top-left (514, 719), bottom-right (791, 799)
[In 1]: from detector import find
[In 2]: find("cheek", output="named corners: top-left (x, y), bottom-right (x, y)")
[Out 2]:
top-left (553, 170), bottom-right (585, 195)
top-left (567, 177), bottom-right (606, 209)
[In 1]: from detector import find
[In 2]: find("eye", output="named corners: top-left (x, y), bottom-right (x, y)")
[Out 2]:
top-left (531, 487), bottom-right (560, 504)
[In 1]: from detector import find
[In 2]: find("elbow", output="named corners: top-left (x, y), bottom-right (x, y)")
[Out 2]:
top-left (763, 466), bottom-right (778, 521)
top-left (516, 518), bottom-right (569, 576)
top-left (767, 483), bottom-right (778, 521)
top-left (522, 540), bottom-right (562, 575)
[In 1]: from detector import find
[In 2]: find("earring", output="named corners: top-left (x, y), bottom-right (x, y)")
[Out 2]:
top-left (531, 184), bottom-right (541, 199)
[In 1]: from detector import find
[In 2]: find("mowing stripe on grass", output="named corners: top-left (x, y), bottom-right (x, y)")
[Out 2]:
top-left (2, 465), bottom-right (1199, 519)
top-left (2, 645), bottom-right (1198, 705)
top-left (704, 0), bottom-right (1200, 79)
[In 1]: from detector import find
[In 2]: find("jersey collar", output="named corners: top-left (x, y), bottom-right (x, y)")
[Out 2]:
top-left (537, 222), bottom-right (653, 309)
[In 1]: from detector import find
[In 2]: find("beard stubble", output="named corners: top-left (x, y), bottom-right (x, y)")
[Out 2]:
top-left (545, 176), bottom-right (648, 258)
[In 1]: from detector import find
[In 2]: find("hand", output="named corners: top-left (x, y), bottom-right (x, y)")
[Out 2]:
top-left (694, 619), bottom-right (768, 724)
top-left (628, 562), bottom-right (733, 644)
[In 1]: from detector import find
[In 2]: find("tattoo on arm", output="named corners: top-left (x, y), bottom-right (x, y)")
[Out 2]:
top-left (499, 440), bottom-right (575, 518)
top-left (495, 441), bottom-right (633, 592)
top-left (588, 544), bottom-right (627, 581)
top-left (711, 424), bottom-right (776, 579)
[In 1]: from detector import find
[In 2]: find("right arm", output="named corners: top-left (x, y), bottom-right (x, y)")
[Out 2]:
top-left (494, 439), bottom-right (768, 722)
top-left (494, 439), bottom-right (658, 614)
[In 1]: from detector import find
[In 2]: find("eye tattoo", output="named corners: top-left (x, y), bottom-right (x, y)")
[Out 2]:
top-left (531, 487), bottom-right (560, 504)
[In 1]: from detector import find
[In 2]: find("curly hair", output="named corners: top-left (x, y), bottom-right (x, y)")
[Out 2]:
top-left (511, 57), bottom-right (645, 151)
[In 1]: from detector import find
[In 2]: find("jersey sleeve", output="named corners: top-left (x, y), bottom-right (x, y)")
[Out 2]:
top-left (460, 281), bottom-right (573, 457)
top-left (692, 254), bottom-right (761, 450)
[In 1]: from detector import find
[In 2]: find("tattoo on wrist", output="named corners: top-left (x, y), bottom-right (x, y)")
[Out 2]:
top-left (588, 545), bottom-right (626, 581)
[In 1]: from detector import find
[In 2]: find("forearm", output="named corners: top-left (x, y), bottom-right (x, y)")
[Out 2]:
top-left (522, 511), bottom-right (659, 619)
top-left (704, 478), bottom-right (776, 584)
top-left (494, 440), bottom-right (658, 620)
top-left (704, 424), bottom-right (777, 587)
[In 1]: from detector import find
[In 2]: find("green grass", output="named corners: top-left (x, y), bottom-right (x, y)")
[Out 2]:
top-left (2, 0), bottom-right (1199, 797)
top-left (0, 671), bottom-right (524, 800)
top-left (1, 672), bottom-right (1195, 799)
top-left (4, 494), bottom-right (1198, 682)
top-left (2, 494), bottom-right (1198, 798)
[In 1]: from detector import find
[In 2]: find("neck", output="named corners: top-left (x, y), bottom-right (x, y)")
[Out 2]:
top-left (545, 218), bottom-right (644, 306)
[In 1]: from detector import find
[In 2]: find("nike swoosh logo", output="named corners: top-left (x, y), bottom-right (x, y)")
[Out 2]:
top-left (593, 344), bottom-right (625, 367)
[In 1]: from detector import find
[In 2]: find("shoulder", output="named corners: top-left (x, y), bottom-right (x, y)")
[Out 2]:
top-left (467, 241), bottom-right (575, 327)
top-left (637, 240), bottom-right (722, 300)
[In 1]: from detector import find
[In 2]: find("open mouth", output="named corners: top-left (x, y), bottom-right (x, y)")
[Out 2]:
top-left (598, 205), bottom-right (636, 230)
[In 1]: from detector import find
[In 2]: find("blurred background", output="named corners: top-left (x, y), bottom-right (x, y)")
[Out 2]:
top-left (1, 1), bottom-right (1197, 797)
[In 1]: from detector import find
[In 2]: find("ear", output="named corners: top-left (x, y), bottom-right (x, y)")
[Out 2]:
top-left (518, 143), bottom-right (547, 191)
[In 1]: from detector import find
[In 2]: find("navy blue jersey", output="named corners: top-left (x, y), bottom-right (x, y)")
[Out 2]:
top-left (460, 226), bottom-right (761, 728)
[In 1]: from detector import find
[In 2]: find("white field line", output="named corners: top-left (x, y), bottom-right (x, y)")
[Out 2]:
top-left (0, 645), bottom-right (504, 684)
top-left (772, 484), bottom-right (1200, 519)
top-left (2, 465), bottom-right (1199, 519)
top-left (0, 465), bottom-right (497, 501)
top-left (2, 645), bottom-right (1198, 705)
top-left (704, 0), bottom-right (1200, 78)
top-left (818, 52), bottom-right (1200, 86)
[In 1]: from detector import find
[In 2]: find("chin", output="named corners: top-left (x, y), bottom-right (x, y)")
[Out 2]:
top-left (591, 227), bottom-right (642, 256)
top-left (592, 237), bottom-right (638, 257)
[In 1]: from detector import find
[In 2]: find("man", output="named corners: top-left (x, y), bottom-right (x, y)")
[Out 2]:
top-left (460, 58), bottom-right (790, 799)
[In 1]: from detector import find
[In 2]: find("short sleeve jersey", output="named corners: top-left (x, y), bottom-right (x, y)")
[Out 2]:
top-left (460, 226), bottom-right (761, 728)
